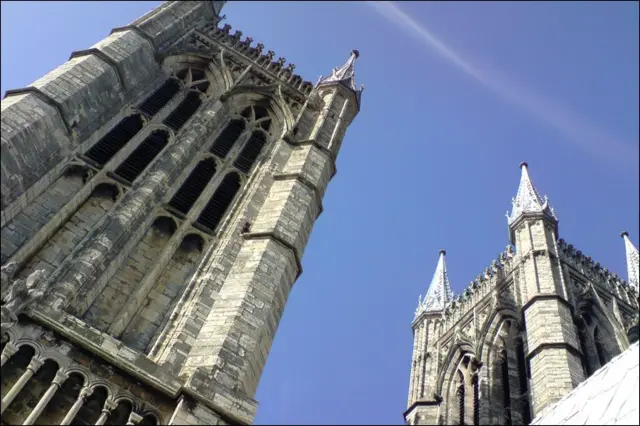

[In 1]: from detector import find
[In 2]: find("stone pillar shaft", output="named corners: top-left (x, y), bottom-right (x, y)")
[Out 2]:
top-left (1, 357), bottom-right (44, 414)
top-left (23, 371), bottom-right (68, 425)
top-left (60, 387), bottom-right (92, 425)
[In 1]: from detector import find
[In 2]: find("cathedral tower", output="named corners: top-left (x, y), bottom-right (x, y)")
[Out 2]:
top-left (0, 2), bottom-right (363, 424)
top-left (404, 163), bottom-right (639, 425)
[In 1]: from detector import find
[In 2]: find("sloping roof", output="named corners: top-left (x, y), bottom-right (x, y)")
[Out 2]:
top-left (530, 342), bottom-right (639, 425)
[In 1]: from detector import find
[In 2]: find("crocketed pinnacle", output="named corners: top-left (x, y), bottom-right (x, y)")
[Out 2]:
top-left (318, 49), bottom-right (364, 107)
top-left (416, 250), bottom-right (454, 316)
top-left (507, 162), bottom-right (557, 226)
top-left (621, 231), bottom-right (639, 291)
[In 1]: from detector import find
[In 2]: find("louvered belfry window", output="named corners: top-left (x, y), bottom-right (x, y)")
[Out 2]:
top-left (138, 79), bottom-right (181, 117)
top-left (195, 172), bottom-right (241, 233)
top-left (114, 130), bottom-right (170, 184)
top-left (233, 131), bottom-right (266, 174)
top-left (85, 114), bottom-right (145, 166)
top-left (210, 119), bottom-right (245, 159)
top-left (162, 91), bottom-right (202, 132)
top-left (168, 158), bottom-right (216, 215)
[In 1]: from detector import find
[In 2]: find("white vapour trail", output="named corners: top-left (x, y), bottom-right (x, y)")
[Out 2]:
top-left (366, 1), bottom-right (639, 168)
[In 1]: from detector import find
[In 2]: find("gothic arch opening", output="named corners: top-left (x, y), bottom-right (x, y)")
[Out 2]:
top-left (233, 131), bottom-right (267, 174)
top-left (1, 344), bottom-right (36, 422)
top-left (70, 385), bottom-right (108, 425)
top-left (85, 114), bottom-right (145, 167)
top-left (114, 130), bottom-right (170, 184)
top-left (0, 165), bottom-right (88, 265)
top-left (162, 91), bottom-right (202, 132)
top-left (37, 372), bottom-right (86, 425)
top-left (168, 158), bottom-right (217, 216)
top-left (140, 413), bottom-right (159, 425)
top-left (3, 358), bottom-right (60, 425)
top-left (138, 78), bottom-right (182, 117)
top-left (106, 400), bottom-right (133, 425)
top-left (16, 183), bottom-right (119, 280)
top-left (121, 233), bottom-right (205, 354)
top-left (210, 119), bottom-right (246, 159)
top-left (83, 216), bottom-right (177, 332)
top-left (195, 172), bottom-right (242, 234)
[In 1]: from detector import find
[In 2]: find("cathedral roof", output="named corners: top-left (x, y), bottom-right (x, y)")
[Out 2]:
top-left (507, 162), bottom-right (557, 227)
top-left (530, 341), bottom-right (639, 426)
top-left (318, 49), bottom-right (364, 108)
top-left (415, 250), bottom-right (454, 317)
top-left (622, 232), bottom-right (639, 292)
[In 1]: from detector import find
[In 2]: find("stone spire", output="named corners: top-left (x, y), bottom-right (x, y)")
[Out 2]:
top-left (507, 162), bottom-right (557, 226)
top-left (621, 231), bottom-right (639, 291)
top-left (318, 49), bottom-right (364, 107)
top-left (416, 250), bottom-right (454, 317)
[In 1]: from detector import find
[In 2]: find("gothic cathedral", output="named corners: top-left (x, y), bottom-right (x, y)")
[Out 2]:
top-left (405, 162), bottom-right (639, 425)
top-left (1, 1), bottom-right (362, 424)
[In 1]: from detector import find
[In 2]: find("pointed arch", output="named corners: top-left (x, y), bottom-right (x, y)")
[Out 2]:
top-left (137, 78), bottom-right (182, 117)
top-left (162, 91), bottom-right (202, 132)
top-left (114, 129), bottom-right (170, 184)
top-left (85, 114), bottom-right (145, 167)
top-left (195, 172), bottom-right (242, 234)
top-left (210, 119), bottom-right (246, 159)
top-left (168, 158), bottom-right (217, 216)
top-left (233, 131), bottom-right (267, 174)
top-left (222, 85), bottom-right (296, 138)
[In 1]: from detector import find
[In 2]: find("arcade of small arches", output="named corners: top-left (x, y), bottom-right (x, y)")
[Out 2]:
top-left (1, 58), bottom-right (287, 354)
top-left (411, 301), bottom-right (627, 426)
top-left (0, 335), bottom-right (162, 426)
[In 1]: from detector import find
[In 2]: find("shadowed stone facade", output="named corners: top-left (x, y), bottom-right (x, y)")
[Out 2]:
top-left (1, 1), bottom-right (363, 424)
top-left (405, 163), bottom-right (639, 425)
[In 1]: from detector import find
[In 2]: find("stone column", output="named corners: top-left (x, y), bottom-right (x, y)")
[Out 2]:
top-left (1, 357), bottom-right (44, 414)
top-left (126, 412), bottom-right (142, 425)
top-left (0, 342), bottom-right (18, 367)
top-left (95, 399), bottom-right (117, 425)
top-left (60, 386), bottom-right (93, 425)
top-left (23, 370), bottom-right (69, 425)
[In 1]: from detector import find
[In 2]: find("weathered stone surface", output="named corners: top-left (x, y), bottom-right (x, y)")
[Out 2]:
top-left (0, 1), bottom-right (363, 424)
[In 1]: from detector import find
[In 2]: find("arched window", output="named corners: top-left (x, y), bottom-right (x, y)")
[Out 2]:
top-left (210, 119), bottom-right (245, 159)
top-left (233, 131), bottom-right (266, 174)
top-left (163, 91), bottom-right (202, 132)
top-left (594, 326), bottom-right (610, 367)
top-left (195, 172), bottom-right (242, 234)
top-left (168, 158), bottom-right (216, 216)
top-left (114, 130), bottom-right (170, 183)
top-left (499, 349), bottom-right (512, 425)
top-left (457, 380), bottom-right (465, 426)
top-left (85, 114), bottom-right (144, 166)
top-left (138, 79), bottom-right (181, 117)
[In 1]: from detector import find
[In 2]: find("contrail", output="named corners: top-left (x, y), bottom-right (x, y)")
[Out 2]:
top-left (366, 1), bottom-right (639, 169)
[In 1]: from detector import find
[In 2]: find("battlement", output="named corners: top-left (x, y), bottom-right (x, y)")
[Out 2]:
top-left (557, 238), bottom-right (637, 304)
top-left (195, 22), bottom-right (316, 96)
top-left (439, 245), bottom-right (518, 326)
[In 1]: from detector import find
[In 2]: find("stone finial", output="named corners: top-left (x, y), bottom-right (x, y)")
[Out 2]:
top-left (318, 49), bottom-right (363, 103)
top-left (621, 231), bottom-right (639, 291)
top-left (415, 250), bottom-right (454, 316)
top-left (507, 162), bottom-right (557, 226)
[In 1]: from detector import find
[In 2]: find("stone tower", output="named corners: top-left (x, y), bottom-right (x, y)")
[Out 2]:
top-left (0, 2), bottom-right (363, 424)
top-left (405, 163), bottom-right (639, 425)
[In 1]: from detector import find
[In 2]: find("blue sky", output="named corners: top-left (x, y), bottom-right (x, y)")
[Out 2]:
top-left (1, 1), bottom-right (638, 425)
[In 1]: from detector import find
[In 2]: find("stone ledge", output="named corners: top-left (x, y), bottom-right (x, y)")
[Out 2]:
top-left (3, 87), bottom-right (72, 135)
top-left (185, 367), bottom-right (258, 425)
top-left (29, 304), bottom-right (182, 396)
top-left (272, 172), bottom-right (324, 219)
top-left (69, 49), bottom-right (127, 92)
top-left (242, 231), bottom-right (303, 279)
